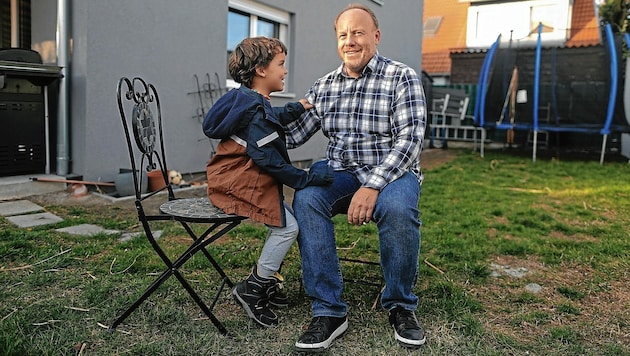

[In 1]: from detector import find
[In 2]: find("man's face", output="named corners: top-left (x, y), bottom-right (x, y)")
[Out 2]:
top-left (335, 8), bottom-right (380, 78)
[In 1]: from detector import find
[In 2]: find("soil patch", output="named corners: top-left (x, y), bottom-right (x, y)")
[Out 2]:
top-left (421, 147), bottom-right (458, 170)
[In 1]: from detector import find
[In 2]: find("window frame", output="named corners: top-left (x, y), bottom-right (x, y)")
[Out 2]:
top-left (227, 0), bottom-right (290, 91)
top-left (423, 16), bottom-right (442, 37)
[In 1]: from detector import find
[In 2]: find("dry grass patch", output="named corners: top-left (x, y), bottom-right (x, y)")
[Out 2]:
top-left (474, 255), bottom-right (630, 350)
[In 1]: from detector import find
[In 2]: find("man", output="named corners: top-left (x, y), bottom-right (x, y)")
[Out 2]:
top-left (284, 3), bottom-right (427, 352)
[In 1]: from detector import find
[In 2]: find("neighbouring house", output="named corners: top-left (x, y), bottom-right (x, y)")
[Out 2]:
top-left (422, 0), bottom-right (602, 84)
top-left (422, 0), bottom-right (630, 153)
top-left (0, 0), bottom-right (424, 182)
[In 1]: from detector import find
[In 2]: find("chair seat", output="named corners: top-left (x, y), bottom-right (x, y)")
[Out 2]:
top-left (160, 197), bottom-right (243, 223)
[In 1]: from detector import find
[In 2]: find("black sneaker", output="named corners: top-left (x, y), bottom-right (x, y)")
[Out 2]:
top-left (232, 271), bottom-right (278, 328)
top-left (267, 272), bottom-right (290, 308)
top-left (388, 307), bottom-right (426, 348)
top-left (295, 316), bottom-right (348, 352)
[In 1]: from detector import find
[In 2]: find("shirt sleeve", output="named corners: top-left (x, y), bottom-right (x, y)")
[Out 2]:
top-left (283, 87), bottom-right (322, 149)
top-left (364, 68), bottom-right (426, 190)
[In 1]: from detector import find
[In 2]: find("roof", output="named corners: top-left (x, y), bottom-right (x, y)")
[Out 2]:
top-left (422, 0), bottom-right (468, 75)
top-left (566, 0), bottom-right (601, 47)
top-left (422, 0), bottom-right (601, 76)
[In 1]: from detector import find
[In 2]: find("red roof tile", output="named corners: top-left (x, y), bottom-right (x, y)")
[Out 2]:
top-left (566, 0), bottom-right (601, 47)
top-left (422, 0), bottom-right (468, 75)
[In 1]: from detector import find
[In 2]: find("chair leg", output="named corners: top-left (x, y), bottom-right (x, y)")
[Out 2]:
top-left (371, 285), bottom-right (385, 310)
top-left (339, 257), bottom-right (383, 307)
top-left (180, 221), bottom-right (239, 288)
top-left (110, 256), bottom-right (231, 335)
top-left (109, 267), bottom-right (175, 330)
top-left (171, 269), bottom-right (229, 335)
top-left (110, 221), bottom-right (240, 335)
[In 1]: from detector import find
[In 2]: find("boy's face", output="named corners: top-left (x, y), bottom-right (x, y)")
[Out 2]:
top-left (258, 50), bottom-right (288, 94)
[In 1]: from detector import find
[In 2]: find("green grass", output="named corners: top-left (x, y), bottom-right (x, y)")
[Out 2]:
top-left (1, 149), bottom-right (629, 355)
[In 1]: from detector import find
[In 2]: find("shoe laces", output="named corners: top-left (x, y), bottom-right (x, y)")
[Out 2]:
top-left (272, 272), bottom-right (285, 290)
top-left (394, 309), bottom-right (420, 331)
top-left (302, 317), bottom-right (329, 339)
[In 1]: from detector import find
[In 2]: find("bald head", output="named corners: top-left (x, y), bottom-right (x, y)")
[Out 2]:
top-left (334, 3), bottom-right (379, 32)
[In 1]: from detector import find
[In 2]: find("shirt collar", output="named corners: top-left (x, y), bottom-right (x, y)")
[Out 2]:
top-left (335, 53), bottom-right (379, 79)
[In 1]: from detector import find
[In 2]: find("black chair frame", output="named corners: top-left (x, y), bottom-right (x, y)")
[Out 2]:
top-left (109, 77), bottom-right (245, 335)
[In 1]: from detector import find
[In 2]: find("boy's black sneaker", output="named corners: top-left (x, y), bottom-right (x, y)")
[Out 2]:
top-left (267, 272), bottom-right (290, 308)
top-left (232, 268), bottom-right (278, 328)
top-left (388, 306), bottom-right (426, 348)
top-left (294, 316), bottom-right (348, 352)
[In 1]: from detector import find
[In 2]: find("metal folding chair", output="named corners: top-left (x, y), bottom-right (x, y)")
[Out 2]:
top-left (109, 77), bottom-right (245, 335)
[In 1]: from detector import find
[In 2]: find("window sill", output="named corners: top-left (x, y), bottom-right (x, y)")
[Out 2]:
top-left (270, 92), bottom-right (297, 99)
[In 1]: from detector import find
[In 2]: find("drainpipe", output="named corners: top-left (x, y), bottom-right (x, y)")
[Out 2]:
top-left (10, 0), bottom-right (17, 46)
top-left (56, 0), bottom-right (70, 176)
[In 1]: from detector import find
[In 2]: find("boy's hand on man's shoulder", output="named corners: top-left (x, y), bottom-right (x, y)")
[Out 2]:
top-left (299, 98), bottom-right (314, 110)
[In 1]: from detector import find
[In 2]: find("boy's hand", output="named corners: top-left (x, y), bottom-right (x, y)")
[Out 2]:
top-left (299, 98), bottom-right (314, 110)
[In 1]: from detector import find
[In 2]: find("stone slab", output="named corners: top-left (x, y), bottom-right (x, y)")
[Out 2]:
top-left (0, 200), bottom-right (44, 217)
top-left (6, 212), bottom-right (64, 228)
top-left (119, 230), bottom-right (162, 243)
top-left (55, 224), bottom-right (119, 237)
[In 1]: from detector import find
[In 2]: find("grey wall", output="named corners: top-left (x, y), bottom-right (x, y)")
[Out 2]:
top-left (69, 0), bottom-right (229, 182)
top-left (28, 0), bottom-right (423, 182)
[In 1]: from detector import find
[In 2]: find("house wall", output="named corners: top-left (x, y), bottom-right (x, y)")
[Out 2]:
top-left (466, 0), bottom-right (572, 48)
top-left (26, 0), bottom-right (424, 182)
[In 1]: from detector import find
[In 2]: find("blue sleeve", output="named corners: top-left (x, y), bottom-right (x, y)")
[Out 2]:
top-left (244, 114), bottom-right (313, 190)
top-left (273, 102), bottom-right (305, 125)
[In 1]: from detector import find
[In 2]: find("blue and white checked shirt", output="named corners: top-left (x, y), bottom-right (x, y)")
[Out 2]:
top-left (285, 54), bottom-right (426, 190)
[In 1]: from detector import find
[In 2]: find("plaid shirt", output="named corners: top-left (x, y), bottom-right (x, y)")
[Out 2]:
top-left (285, 54), bottom-right (426, 190)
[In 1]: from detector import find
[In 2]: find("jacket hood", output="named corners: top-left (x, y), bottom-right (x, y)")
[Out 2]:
top-left (202, 87), bottom-right (262, 139)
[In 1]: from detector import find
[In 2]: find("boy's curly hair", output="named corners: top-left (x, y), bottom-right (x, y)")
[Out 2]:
top-left (229, 37), bottom-right (287, 87)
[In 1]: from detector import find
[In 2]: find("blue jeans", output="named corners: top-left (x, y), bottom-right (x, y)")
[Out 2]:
top-left (293, 163), bottom-right (421, 317)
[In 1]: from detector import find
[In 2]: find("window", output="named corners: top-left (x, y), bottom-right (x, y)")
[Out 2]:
top-left (227, 0), bottom-right (290, 90)
top-left (530, 4), bottom-right (556, 34)
top-left (423, 16), bottom-right (442, 37)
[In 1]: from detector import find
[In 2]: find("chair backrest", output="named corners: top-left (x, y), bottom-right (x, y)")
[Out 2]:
top-left (439, 88), bottom-right (469, 119)
top-left (430, 90), bottom-right (450, 116)
top-left (431, 87), bottom-right (470, 126)
top-left (447, 92), bottom-right (470, 122)
top-left (117, 77), bottom-right (176, 202)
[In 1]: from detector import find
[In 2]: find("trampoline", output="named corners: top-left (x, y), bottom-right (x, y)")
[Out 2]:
top-left (474, 23), bottom-right (630, 163)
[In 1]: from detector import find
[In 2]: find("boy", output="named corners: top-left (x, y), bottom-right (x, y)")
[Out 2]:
top-left (202, 37), bottom-right (333, 328)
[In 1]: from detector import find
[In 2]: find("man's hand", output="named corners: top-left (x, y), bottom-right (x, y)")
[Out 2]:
top-left (348, 187), bottom-right (379, 225)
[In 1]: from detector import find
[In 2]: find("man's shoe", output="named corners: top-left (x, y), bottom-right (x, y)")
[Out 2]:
top-left (232, 268), bottom-right (278, 328)
top-left (295, 316), bottom-right (348, 352)
top-left (388, 307), bottom-right (426, 348)
top-left (267, 272), bottom-right (290, 308)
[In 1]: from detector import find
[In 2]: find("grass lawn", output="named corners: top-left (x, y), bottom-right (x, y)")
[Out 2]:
top-left (1, 148), bottom-right (629, 355)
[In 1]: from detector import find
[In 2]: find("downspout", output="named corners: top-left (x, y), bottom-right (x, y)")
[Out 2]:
top-left (10, 0), bottom-right (18, 46)
top-left (56, 0), bottom-right (70, 175)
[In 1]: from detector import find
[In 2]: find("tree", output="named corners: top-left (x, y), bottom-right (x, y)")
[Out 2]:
top-left (598, 0), bottom-right (630, 33)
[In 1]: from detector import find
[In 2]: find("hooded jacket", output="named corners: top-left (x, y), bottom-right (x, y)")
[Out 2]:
top-left (203, 86), bottom-right (333, 227)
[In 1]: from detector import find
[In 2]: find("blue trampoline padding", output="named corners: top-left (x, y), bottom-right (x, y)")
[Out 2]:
top-left (476, 34), bottom-right (501, 128)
